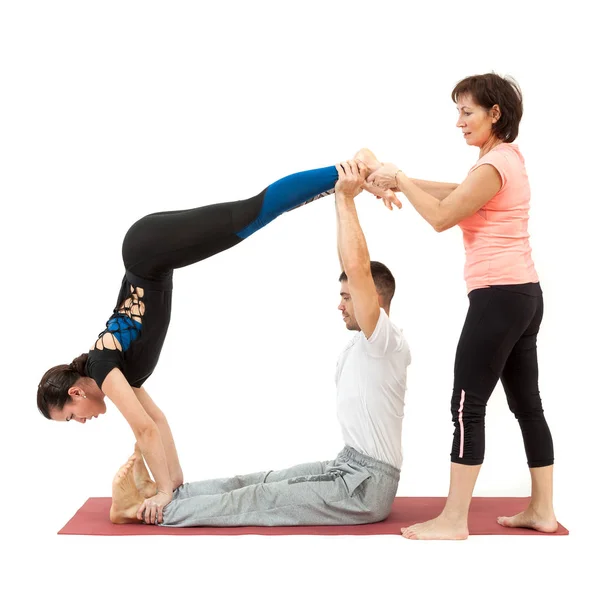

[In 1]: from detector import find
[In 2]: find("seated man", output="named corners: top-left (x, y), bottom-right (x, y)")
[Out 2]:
top-left (110, 157), bottom-right (411, 527)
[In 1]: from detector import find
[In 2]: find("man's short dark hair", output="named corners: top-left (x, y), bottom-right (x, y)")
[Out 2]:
top-left (339, 261), bottom-right (395, 307)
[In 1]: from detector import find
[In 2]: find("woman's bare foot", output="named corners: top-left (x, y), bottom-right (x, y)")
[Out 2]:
top-left (109, 458), bottom-right (145, 524)
top-left (401, 515), bottom-right (469, 540)
top-left (129, 443), bottom-right (157, 499)
top-left (497, 506), bottom-right (558, 533)
top-left (353, 147), bottom-right (402, 209)
top-left (353, 147), bottom-right (382, 173)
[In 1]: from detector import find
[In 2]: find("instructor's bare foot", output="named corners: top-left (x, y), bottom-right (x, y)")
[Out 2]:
top-left (401, 515), bottom-right (469, 540)
top-left (497, 506), bottom-right (558, 533)
top-left (109, 458), bottom-right (145, 524)
top-left (130, 443), bottom-right (157, 499)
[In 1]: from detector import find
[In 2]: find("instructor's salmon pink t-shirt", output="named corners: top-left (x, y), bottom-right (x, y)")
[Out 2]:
top-left (458, 143), bottom-right (539, 294)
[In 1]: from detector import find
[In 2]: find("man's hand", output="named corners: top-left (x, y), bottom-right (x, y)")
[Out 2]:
top-left (335, 160), bottom-right (369, 199)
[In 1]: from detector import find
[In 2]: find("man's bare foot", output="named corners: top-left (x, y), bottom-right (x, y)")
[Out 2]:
top-left (109, 458), bottom-right (145, 524)
top-left (497, 507), bottom-right (558, 533)
top-left (401, 515), bottom-right (469, 540)
top-left (129, 443), bottom-right (157, 499)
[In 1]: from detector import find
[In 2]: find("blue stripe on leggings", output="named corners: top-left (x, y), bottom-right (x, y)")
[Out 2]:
top-left (236, 166), bottom-right (337, 239)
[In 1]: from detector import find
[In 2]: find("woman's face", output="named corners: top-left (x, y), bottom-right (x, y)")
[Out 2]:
top-left (51, 389), bottom-right (107, 423)
top-left (455, 94), bottom-right (499, 147)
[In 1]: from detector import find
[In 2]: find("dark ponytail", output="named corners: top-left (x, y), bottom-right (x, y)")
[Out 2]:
top-left (37, 353), bottom-right (89, 419)
top-left (69, 353), bottom-right (88, 377)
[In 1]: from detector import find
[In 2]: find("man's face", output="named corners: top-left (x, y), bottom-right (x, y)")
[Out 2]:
top-left (338, 280), bottom-right (360, 331)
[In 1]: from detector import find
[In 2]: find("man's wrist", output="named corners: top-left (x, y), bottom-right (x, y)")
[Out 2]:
top-left (336, 191), bottom-right (357, 203)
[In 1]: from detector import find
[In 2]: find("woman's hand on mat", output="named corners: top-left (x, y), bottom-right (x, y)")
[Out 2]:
top-left (335, 160), bottom-right (368, 199)
top-left (137, 489), bottom-right (172, 524)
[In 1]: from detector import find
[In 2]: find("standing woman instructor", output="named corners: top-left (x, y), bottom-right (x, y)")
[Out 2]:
top-left (368, 73), bottom-right (558, 540)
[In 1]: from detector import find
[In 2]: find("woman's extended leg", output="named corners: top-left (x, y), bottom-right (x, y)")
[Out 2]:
top-left (122, 166), bottom-right (338, 280)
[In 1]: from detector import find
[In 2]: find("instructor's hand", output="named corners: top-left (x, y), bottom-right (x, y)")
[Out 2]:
top-left (335, 160), bottom-right (368, 199)
top-left (137, 490), bottom-right (172, 524)
top-left (361, 182), bottom-right (403, 211)
top-left (367, 162), bottom-right (401, 191)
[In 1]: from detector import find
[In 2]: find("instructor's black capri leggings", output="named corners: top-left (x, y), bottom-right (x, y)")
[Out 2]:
top-left (450, 283), bottom-right (554, 468)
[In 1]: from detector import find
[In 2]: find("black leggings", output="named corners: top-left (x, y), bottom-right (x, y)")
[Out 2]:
top-left (121, 166), bottom-right (337, 282)
top-left (450, 283), bottom-right (554, 468)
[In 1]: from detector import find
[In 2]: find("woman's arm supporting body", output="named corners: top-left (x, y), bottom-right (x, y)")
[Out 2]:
top-left (132, 386), bottom-right (183, 489)
top-left (102, 368), bottom-right (173, 523)
top-left (102, 368), bottom-right (173, 494)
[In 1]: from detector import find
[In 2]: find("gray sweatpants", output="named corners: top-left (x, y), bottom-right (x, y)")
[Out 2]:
top-left (160, 446), bottom-right (400, 527)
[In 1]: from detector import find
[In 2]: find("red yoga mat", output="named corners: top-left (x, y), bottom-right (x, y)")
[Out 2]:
top-left (58, 496), bottom-right (568, 536)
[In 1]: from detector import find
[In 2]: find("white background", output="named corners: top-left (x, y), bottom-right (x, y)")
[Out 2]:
top-left (1, 1), bottom-right (598, 598)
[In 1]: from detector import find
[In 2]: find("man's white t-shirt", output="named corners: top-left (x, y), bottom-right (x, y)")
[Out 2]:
top-left (335, 308), bottom-right (411, 470)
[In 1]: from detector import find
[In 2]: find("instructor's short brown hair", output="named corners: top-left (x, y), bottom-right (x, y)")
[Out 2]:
top-left (452, 73), bottom-right (523, 143)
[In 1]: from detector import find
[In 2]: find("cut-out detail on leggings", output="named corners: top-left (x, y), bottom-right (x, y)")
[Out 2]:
top-left (93, 286), bottom-right (145, 352)
top-left (285, 188), bottom-right (335, 213)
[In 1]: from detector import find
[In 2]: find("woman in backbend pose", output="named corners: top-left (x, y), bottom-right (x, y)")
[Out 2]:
top-left (366, 73), bottom-right (558, 539)
top-left (37, 155), bottom-right (395, 524)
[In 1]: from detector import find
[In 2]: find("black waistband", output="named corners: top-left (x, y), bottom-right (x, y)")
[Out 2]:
top-left (470, 282), bottom-right (542, 298)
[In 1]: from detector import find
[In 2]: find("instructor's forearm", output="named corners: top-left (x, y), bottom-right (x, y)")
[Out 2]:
top-left (137, 425), bottom-right (173, 494)
top-left (335, 193), bottom-right (371, 273)
top-left (409, 178), bottom-right (459, 201)
top-left (397, 172), bottom-right (444, 230)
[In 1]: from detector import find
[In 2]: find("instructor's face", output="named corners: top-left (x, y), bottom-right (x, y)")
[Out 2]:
top-left (455, 94), bottom-right (497, 147)
top-left (338, 281), bottom-right (360, 332)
